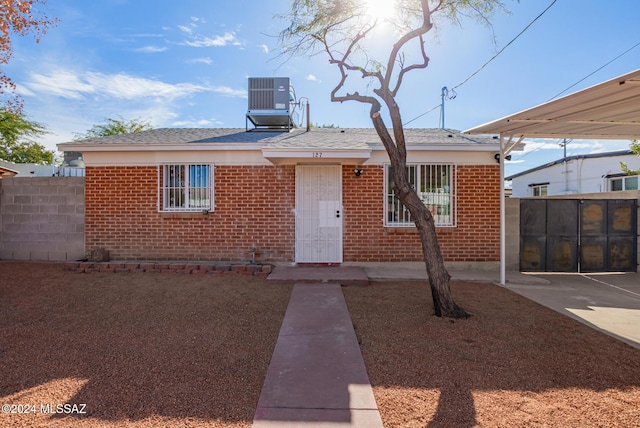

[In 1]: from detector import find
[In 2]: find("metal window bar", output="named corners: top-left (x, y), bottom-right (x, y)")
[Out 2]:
top-left (160, 164), bottom-right (212, 212)
top-left (386, 164), bottom-right (455, 227)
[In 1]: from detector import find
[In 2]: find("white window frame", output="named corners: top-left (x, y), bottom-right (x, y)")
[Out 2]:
top-left (158, 164), bottom-right (214, 212)
top-left (610, 174), bottom-right (639, 191)
top-left (384, 163), bottom-right (456, 227)
top-left (531, 184), bottom-right (548, 197)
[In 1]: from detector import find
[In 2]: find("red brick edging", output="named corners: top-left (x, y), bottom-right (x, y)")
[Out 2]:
top-left (63, 261), bottom-right (272, 276)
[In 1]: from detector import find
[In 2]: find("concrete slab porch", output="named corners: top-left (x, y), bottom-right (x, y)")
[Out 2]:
top-left (266, 266), bottom-right (370, 286)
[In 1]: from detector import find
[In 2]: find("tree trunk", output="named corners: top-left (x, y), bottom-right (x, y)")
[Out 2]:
top-left (392, 170), bottom-right (470, 319)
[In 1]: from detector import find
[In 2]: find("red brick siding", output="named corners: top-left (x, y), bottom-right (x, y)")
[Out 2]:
top-left (85, 165), bottom-right (295, 261)
top-left (85, 163), bottom-right (499, 263)
top-left (342, 164), bottom-right (500, 262)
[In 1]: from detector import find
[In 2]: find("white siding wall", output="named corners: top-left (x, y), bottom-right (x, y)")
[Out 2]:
top-left (510, 153), bottom-right (640, 197)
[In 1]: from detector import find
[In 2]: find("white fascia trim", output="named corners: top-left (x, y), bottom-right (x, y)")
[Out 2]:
top-left (56, 143), bottom-right (264, 152)
top-left (262, 148), bottom-right (372, 158)
top-left (369, 143), bottom-right (504, 152)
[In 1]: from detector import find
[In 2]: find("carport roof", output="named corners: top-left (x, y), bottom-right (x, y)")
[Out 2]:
top-left (464, 69), bottom-right (640, 140)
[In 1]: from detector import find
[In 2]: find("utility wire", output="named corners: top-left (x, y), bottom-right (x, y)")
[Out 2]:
top-left (548, 40), bottom-right (640, 100)
top-left (451, 0), bottom-right (557, 91)
top-left (403, 0), bottom-right (558, 126)
top-left (403, 103), bottom-right (440, 126)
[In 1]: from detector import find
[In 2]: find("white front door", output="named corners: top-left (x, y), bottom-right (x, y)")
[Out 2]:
top-left (295, 165), bottom-right (343, 263)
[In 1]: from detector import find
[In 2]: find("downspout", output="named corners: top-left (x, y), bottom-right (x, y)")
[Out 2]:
top-left (578, 157), bottom-right (585, 194)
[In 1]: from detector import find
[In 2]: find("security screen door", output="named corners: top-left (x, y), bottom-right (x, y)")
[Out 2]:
top-left (295, 165), bottom-right (343, 263)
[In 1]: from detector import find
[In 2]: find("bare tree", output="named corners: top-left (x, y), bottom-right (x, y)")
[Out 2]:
top-left (278, 0), bottom-right (508, 318)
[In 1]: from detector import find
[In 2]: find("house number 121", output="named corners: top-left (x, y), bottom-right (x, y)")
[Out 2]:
top-left (313, 152), bottom-right (323, 158)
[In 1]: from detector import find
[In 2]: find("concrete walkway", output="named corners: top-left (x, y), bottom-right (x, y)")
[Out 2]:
top-left (503, 272), bottom-right (640, 350)
top-left (253, 283), bottom-right (383, 427)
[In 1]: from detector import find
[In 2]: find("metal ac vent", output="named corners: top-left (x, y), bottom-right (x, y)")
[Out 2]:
top-left (246, 77), bottom-right (293, 131)
top-left (248, 77), bottom-right (290, 110)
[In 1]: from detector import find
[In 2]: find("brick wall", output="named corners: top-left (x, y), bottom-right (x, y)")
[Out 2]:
top-left (342, 164), bottom-right (500, 262)
top-left (85, 165), bottom-right (296, 262)
top-left (84, 163), bottom-right (500, 263)
top-left (0, 177), bottom-right (85, 261)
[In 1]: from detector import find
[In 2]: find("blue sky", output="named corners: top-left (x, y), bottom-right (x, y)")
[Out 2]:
top-left (8, 0), bottom-right (640, 176)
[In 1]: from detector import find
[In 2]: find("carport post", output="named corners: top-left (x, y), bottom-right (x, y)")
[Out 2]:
top-left (500, 135), bottom-right (506, 285)
top-left (499, 134), bottom-right (524, 285)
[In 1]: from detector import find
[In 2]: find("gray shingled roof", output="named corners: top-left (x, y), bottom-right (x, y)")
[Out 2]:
top-left (59, 127), bottom-right (499, 149)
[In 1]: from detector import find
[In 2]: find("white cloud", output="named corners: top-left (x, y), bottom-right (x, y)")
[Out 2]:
top-left (172, 118), bottom-right (223, 127)
top-left (178, 25), bottom-right (193, 34)
top-left (514, 138), bottom-right (631, 156)
top-left (306, 74), bottom-right (320, 82)
top-left (19, 69), bottom-right (246, 101)
top-left (184, 32), bottom-right (241, 48)
top-left (187, 57), bottom-right (213, 65)
top-left (258, 44), bottom-right (269, 54)
top-left (211, 86), bottom-right (247, 98)
top-left (135, 45), bottom-right (168, 53)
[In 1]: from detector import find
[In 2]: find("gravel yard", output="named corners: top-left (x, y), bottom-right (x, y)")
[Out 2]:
top-left (343, 280), bottom-right (640, 427)
top-left (0, 262), bottom-right (291, 427)
top-left (1, 261), bottom-right (639, 427)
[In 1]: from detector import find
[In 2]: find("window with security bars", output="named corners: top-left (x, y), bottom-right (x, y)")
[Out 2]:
top-left (385, 164), bottom-right (455, 227)
top-left (159, 164), bottom-right (213, 212)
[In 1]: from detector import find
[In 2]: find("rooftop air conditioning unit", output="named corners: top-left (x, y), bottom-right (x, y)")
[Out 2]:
top-left (246, 77), bottom-right (293, 131)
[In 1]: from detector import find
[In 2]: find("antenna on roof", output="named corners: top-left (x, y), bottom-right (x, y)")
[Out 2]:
top-left (439, 86), bottom-right (457, 129)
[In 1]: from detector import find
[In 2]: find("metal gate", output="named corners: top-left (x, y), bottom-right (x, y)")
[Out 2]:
top-left (520, 199), bottom-right (637, 272)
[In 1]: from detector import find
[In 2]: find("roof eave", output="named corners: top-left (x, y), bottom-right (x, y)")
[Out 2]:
top-left (57, 142), bottom-right (265, 152)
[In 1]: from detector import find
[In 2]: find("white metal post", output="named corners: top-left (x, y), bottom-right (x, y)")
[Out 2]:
top-left (499, 135), bottom-right (506, 285)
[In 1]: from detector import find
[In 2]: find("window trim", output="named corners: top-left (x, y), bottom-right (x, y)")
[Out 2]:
top-left (530, 183), bottom-right (549, 197)
top-left (609, 174), bottom-right (639, 191)
top-left (384, 163), bottom-right (456, 228)
top-left (158, 164), bottom-right (214, 213)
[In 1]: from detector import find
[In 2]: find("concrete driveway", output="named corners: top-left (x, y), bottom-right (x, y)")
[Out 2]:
top-left (504, 272), bottom-right (640, 350)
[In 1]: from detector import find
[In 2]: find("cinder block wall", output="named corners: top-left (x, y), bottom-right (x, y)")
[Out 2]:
top-left (342, 164), bottom-right (501, 262)
top-left (0, 177), bottom-right (85, 261)
top-left (84, 164), bottom-right (500, 263)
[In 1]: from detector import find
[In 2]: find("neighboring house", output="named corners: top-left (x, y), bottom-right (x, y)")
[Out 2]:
top-left (58, 127), bottom-right (504, 265)
top-left (0, 158), bottom-right (85, 177)
top-left (0, 164), bottom-right (18, 178)
top-left (0, 159), bottom-right (55, 177)
top-left (507, 150), bottom-right (640, 197)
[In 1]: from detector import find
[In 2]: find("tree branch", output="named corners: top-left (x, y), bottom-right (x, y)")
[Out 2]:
top-left (391, 34), bottom-right (429, 96)
top-left (383, 0), bottom-right (433, 89)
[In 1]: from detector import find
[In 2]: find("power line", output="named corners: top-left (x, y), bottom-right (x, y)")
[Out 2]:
top-left (403, 103), bottom-right (440, 126)
top-left (404, 0), bottom-right (558, 126)
top-left (548, 40), bottom-right (640, 100)
top-left (451, 0), bottom-right (557, 91)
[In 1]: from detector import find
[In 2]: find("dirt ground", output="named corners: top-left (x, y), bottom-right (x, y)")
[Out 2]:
top-left (1, 261), bottom-right (639, 427)
top-left (343, 280), bottom-right (640, 428)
